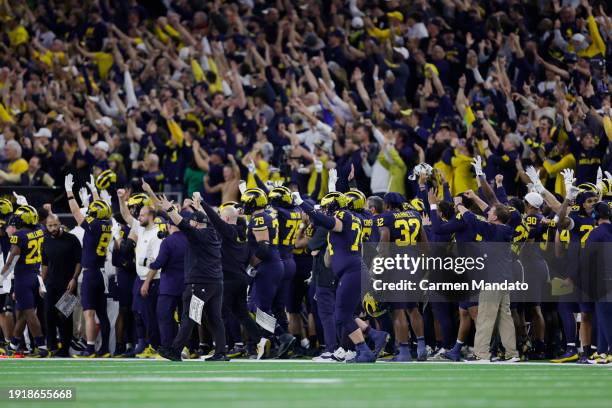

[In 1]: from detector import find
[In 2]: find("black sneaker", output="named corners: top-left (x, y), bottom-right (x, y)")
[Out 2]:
top-left (158, 346), bottom-right (182, 362)
top-left (227, 345), bottom-right (246, 358)
top-left (275, 334), bottom-right (296, 359)
top-left (205, 353), bottom-right (230, 361)
top-left (71, 338), bottom-right (86, 352)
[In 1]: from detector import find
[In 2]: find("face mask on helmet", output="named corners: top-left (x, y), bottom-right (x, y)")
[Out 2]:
top-left (345, 190), bottom-right (366, 212)
top-left (320, 192), bottom-right (346, 215)
top-left (268, 187), bottom-right (292, 208)
top-left (240, 189), bottom-right (268, 214)
top-left (87, 200), bottom-right (111, 219)
top-left (10, 205), bottom-right (38, 228)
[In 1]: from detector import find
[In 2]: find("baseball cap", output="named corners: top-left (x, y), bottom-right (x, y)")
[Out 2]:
top-left (187, 210), bottom-right (209, 224)
top-left (94, 141), bottom-right (110, 152)
top-left (524, 192), bottom-right (543, 208)
top-left (34, 128), bottom-right (52, 138)
top-left (393, 47), bottom-right (410, 60)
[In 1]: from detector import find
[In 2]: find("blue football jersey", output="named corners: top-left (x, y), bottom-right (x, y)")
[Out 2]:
top-left (378, 209), bottom-right (422, 246)
top-left (10, 227), bottom-right (44, 276)
top-left (81, 217), bottom-right (112, 269)
top-left (327, 210), bottom-right (363, 259)
top-left (272, 207), bottom-right (302, 257)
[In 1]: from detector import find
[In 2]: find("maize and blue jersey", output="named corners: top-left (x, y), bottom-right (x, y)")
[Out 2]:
top-left (81, 217), bottom-right (112, 270)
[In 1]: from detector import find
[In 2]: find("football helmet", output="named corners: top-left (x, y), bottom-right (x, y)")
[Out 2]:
top-left (240, 188), bottom-right (268, 214)
top-left (345, 189), bottom-right (366, 212)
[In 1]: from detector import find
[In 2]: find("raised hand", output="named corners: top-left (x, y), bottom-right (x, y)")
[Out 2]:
top-left (471, 155), bottom-right (484, 177)
top-left (291, 191), bottom-right (303, 206)
top-left (64, 174), bottom-right (75, 193)
top-left (79, 187), bottom-right (90, 208)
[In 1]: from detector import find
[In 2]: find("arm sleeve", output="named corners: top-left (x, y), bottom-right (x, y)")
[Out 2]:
top-left (431, 211), bottom-right (466, 235)
top-left (542, 155), bottom-right (575, 175)
top-left (493, 185), bottom-right (508, 204)
top-left (587, 15), bottom-right (606, 56)
top-left (201, 201), bottom-right (236, 239)
top-left (177, 218), bottom-right (198, 241)
top-left (298, 201), bottom-right (336, 230)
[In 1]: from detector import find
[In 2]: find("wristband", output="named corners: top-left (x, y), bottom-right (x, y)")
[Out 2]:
top-left (430, 204), bottom-right (437, 210)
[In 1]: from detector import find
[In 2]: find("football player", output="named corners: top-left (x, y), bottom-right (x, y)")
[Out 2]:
top-left (378, 192), bottom-right (428, 362)
top-left (527, 167), bottom-right (597, 363)
top-left (65, 174), bottom-right (113, 357)
top-left (240, 188), bottom-right (294, 359)
top-left (294, 191), bottom-right (388, 363)
top-left (0, 198), bottom-right (14, 352)
top-left (268, 186), bottom-right (303, 348)
top-left (0, 205), bottom-right (47, 357)
top-left (585, 202), bottom-right (612, 364)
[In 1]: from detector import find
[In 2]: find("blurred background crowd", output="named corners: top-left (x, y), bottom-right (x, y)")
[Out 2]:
top-left (0, 0), bottom-right (610, 209)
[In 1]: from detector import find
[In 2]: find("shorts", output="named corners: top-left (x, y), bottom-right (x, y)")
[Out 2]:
top-left (579, 302), bottom-right (595, 313)
top-left (13, 274), bottom-right (39, 311)
top-left (459, 301), bottom-right (478, 310)
top-left (81, 269), bottom-right (106, 311)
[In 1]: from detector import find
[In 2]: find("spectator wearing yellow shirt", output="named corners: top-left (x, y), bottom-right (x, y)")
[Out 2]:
top-left (443, 140), bottom-right (478, 195)
top-left (6, 18), bottom-right (29, 48)
top-left (377, 140), bottom-right (407, 197)
top-left (1, 140), bottom-right (28, 184)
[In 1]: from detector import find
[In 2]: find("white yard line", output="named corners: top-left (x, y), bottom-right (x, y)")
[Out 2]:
top-left (53, 376), bottom-right (342, 384)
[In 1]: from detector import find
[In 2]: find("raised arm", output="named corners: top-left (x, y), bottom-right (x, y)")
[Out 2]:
top-left (64, 174), bottom-right (85, 225)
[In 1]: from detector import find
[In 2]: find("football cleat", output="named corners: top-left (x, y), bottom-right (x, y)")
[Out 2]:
top-left (576, 354), bottom-right (590, 364)
top-left (430, 347), bottom-right (448, 361)
top-left (96, 352), bottom-right (111, 358)
top-left (256, 338), bottom-right (271, 360)
top-left (136, 345), bottom-right (157, 359)
top-left (204, 353), bottom-right (230, 362)
top-left (312, 352), bottom-right (336, 363)
top-left (331, 348), bottom-right (347, 362)
top-left (158, 346), bottom-right (182, 362)
top-left (587, 353), bottom-right (609, 364)
top-left (227, 345), bottom-right (247, 358)
top-left (417, 344), bottom-right (428, 362)
top-left (442, 349), bottom-right (462, 362)
top-left (369, 329), bottom-right (390, 358)
top-left (28, 348), bottom-right (49, 358)
top-left (388, 351), bottom-right (412, 362)
top-left (73, 350), bottom-right (96, 358)
top-left (492, 356), bottom-right (521, 363)
top-left (551, 349), bottom-right (579, 363)
top-left (71, 338), bottom-right (87, 352)
top-left (275, 334), bottom-right (296, 359)
top-left (346, 348), bottom-right (376, 363)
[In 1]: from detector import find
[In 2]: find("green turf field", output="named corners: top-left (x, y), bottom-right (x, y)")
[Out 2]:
top-left (1, 359), bottom-right (611, 408)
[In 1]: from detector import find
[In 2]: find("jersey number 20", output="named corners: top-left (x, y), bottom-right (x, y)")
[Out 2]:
top-left (25, 237), bottom-right (44, 264)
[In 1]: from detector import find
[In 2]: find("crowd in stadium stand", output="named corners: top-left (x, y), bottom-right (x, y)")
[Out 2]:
top-left (0, 0), bottom-right (608, 202)
top-left (1, 0), bottom-right (612, 363)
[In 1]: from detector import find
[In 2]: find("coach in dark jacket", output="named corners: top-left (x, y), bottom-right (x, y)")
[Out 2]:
top-left (157, 194), bottom-right (227, 361)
